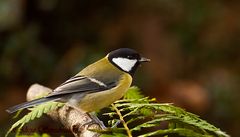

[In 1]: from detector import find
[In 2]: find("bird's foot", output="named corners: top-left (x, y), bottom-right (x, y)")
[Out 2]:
top-left (111, 120), bottom-right (121, 128)
top-left (87, 113), bottom-right (107, 129)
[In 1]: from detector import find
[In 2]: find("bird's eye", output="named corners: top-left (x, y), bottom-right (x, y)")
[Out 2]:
top-left (127, 55), bottom-right (131, 59)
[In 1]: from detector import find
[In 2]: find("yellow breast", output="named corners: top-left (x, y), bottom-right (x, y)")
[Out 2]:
top-left (78, 74), bottom-right (132, 112)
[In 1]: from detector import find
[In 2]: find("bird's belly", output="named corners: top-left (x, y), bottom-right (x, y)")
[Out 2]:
top-left (78, 86), bottom-right (128, 112)
top-left (78, 75), bottom-right (132, 112)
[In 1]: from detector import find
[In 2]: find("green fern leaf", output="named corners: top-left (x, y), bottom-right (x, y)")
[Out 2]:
top-left (122, 103), bottom-right (227, 136)
top-left (124, 86), bottom-right (144, 99)
top-left (101, 133), bottom-right (128, 137)
top-left (102, 86), bottom-right (229, 137)
top-left (5, 101), bottom-right (64, 137)
top-left (131, 114), bottom-right (174, 131)
top-left (138, 128), bottom-right (213, 137)
top-left (16, 133), bottom-right (51, 137)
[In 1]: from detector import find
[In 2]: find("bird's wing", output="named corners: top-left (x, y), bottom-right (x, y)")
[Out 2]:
top-left (47, 75), bottom-right (116, 98)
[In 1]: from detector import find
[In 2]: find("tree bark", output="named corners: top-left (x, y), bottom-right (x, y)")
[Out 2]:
top-left (26, 84), bottom-right (102, 137)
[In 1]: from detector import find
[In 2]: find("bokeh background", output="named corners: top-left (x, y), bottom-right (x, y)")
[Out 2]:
top-left (1, 0), bottom-right (240, 136)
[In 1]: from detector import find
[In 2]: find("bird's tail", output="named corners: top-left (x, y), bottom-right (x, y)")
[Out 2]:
top-left (6, 97), bottom-right (59, 114)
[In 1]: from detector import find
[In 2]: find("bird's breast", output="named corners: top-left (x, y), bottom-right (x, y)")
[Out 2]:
top-left (78, 74), bottom-right (132, 112)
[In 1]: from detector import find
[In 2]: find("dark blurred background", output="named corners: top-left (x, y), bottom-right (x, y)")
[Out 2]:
top-left (1, 0), bottom-right (240, 136)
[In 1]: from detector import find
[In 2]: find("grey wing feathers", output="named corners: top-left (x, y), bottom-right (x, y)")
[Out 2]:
top-left (47, 75), bottom-right (116, 98)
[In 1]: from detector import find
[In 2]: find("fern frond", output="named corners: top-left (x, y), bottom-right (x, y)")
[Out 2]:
top-left (102, 86), bottom-right (229, 137)
top-left (5, 101), bottom-right (64, 137)
top-left (131, 114), bottom-right (175, 131)
top-left (101, 133), bottom-right (128, 137)
top-left (16, 133), bottom-right (51, 137)
top-left (13, 109), bottom-right (24, 119)
top-left (138, 128), bottom-right (213, 137)
top-left (124, 86), bottom-right (144, 99)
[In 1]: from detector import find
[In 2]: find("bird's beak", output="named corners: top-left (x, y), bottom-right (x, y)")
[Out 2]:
top-left (139, 57), bottom-right (151, 62)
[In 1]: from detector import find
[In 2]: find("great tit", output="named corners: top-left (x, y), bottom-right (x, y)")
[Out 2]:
top-left (6, 48), bottom-right (150, 114)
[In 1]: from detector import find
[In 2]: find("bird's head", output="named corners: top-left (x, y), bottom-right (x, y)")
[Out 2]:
top-left (107, 48), bottom-right (150, 75)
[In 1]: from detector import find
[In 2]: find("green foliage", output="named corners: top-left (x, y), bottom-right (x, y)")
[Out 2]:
top-left (101, 133), bottom-right (127, 137)
top-left (5, 102), bottom-right (64, 137)
top-left (123, 86), bottom-right (144, 99)
top-left (101, 87), bottom-right (229, 137)
top-left (16, 133), bottom-right (51, 137)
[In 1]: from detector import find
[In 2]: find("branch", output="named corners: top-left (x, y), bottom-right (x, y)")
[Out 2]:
top-left (26, 84), bottom-right (102, 137)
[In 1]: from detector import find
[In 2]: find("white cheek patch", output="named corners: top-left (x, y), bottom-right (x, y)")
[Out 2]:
top-left (112, 58), bottom-right (137, 72)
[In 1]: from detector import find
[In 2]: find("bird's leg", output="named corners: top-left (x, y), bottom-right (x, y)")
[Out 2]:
top-left (88, 112), bottom-right (107, 129)
top-left (85, 112), bottom-right (121, 129)
top-left (111, 119), bottom-right (121, 128)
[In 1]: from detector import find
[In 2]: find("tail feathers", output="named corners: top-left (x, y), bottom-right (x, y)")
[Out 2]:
top-left (6, 97), bottom-right (59, 114)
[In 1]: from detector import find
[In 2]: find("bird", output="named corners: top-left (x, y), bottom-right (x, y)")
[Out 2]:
top-left (6, 48), bottom-right (150, 114)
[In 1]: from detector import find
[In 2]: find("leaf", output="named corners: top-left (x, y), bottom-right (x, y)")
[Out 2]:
top-left (5, 101), bottom-right (64, 137)
top-left (139, 107), bottom-right (155, 116)
top-left (138, 128), bottom-right (213, 137)
top-left (16, 133), bottom-right (51, 137)
top-left (126, 103), bottom-right (227, 136)
top-left (13, 109), bottom-right (24, 119)
top-left (101, 133), bottom-right (128, 137)
top-left (125, 116), bottom-right (146, 125)
top-left (101, 86), bottom-right (229, 137)
top-left (124, 86), bottom-right (144, 99)
top-left (131, 114), bottom-right (175, 131)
